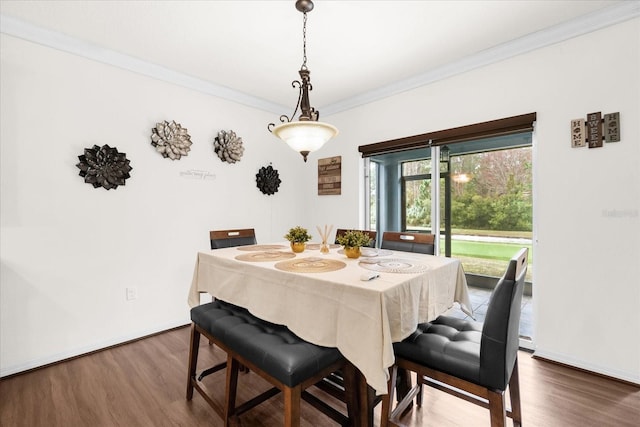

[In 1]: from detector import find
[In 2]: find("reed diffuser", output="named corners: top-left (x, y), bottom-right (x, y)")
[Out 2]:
top-left (316, 225), bottom-right (333, 254)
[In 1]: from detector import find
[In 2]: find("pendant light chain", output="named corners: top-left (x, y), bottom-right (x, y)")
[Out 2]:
top-left (301, 12), bottom-right (308, 70)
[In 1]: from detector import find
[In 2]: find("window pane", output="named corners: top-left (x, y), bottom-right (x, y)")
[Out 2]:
top-left (404, 179), bottom-right (431, 231)
top-left (402, 160), bottom-right (431, 176)
top-left (449, 147), bottom-right (533, 281)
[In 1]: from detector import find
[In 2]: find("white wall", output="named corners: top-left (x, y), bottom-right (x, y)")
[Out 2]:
top-left (0, 34), bottom-right (307, 375)
top-left (2, 17), bottom-right (639, 386)
top-left (305, 18), bottom-right (640, 383)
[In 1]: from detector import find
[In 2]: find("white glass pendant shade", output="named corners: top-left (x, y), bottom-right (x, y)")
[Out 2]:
top-left (272, 121), bottom-right (338, 161)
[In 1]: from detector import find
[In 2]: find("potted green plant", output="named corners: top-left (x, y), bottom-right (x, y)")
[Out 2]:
top-left (284, 226), bottom-right (312, 253)
top-left (335, 230), bottom-right (372, 259)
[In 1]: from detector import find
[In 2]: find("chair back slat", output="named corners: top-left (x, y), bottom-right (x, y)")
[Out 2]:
top-left (380, 231), bottom-right (435, 254)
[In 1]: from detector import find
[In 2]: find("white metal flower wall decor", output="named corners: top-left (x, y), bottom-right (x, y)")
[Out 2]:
top-left (256, 165), bottom-right (281, 195)
top-left (213, 130), bottom-right (244, 163)
top-left (150, 120), bottom-right (192, 160)
top-left (76, 144), bottom-right (132, 190)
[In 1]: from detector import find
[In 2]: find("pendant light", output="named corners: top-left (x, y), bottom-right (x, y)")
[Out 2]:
top-left (268, 0), bottom-right (338, 162)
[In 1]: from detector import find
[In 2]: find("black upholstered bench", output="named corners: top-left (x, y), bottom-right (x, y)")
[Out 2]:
top-left (186, 300), bottom-right (356, 427)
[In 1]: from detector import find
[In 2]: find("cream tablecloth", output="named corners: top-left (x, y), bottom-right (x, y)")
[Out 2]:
top-left (187, 243), bottom-right (472, 395)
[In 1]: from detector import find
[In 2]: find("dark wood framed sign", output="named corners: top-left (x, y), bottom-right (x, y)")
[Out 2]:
top-left (318, 156), bottom-right (341, 195)
top-left (587, 112), bottom-right (603, 148)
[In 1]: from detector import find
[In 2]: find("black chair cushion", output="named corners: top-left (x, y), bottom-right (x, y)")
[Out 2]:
top-left (191, 300), bottom-right (343, 388)
top-left (191, 299), bottom-right (252, 341)
top-left (393, 316), bottom-right (483, 385)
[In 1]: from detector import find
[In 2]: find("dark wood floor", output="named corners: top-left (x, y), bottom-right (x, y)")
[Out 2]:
top-left (1, 325), bottom-right (638, 426)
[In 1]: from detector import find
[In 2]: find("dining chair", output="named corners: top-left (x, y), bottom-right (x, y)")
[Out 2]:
top-left (200, 228), bottom-right (257, 374)
top-left (334, 228), bottom-right (378, 248)
top-left (380, 231), bottom-right (435, 254)
top-left (210, 228), bottom-right (257, 249)
top-left (381, 248), bottom-right (528, 427)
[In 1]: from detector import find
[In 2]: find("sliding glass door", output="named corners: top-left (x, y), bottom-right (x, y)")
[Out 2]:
top-left (365, 133), bottom-right (534, 345)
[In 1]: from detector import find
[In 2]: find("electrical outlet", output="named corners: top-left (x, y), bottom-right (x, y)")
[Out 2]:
top-left (126, 287), bottom-right (138, 301)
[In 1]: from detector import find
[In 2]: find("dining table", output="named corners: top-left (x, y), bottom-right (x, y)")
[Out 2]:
top-left (187, 242), bottom-right (472, 424)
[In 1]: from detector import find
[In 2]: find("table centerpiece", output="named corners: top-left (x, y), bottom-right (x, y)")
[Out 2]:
top-left (284, 226), bottom-right (312, 253)
top-left (336, 230), bottom-right (373, 259)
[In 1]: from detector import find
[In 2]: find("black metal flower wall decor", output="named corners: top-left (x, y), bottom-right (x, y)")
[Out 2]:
top-left (213, 130), bottom-right (245, 163)
top-left (76, 144), bottom-right (132, 190)
top-left (256, 165), bottom-right (281, 195)
top-left (150, 120), bottom-right (192, 160)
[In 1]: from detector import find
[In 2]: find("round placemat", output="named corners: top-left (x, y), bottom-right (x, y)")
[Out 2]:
top-left (236, 244), bottom-right (287, 251)
top-left (235, 251), bottom-right (296, 262)
top-left (275, 257), bottom-right (347, 273)
top-left (358, 258), bottom-right (429, 273)
top-left (306, 243), bottom-right (341, 250)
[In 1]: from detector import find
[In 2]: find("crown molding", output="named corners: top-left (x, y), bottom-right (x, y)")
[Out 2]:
top-left (2, 1), bottom-right (638, 116)
top-left (0, 14), bottom-right (288, 115)
top-left (322, 1), bottom-right (640, 116)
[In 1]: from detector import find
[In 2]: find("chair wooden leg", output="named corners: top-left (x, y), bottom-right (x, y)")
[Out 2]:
top-left (380, 366), bottom-right (397, 427)
top-left (209, 296), bottom-right (215, 345)
top-left (366, 387), bottom-right (377, 427)
top-left (340, 363), bottom-right (360, 424)
top-left (355, 369), bottom-right (372, 427)
top-left (488, 389), bottom-right (507, 427)
top-left (283, 385), bottom-right (302, 427)
top-left (186, 323), bottom-right (200, 400)
top-left (509, 361), bottom-right (522, 427)
top-left (395, 368), bottom-right (415, 417)
top-left (224, 355), bottom-right (239, 427)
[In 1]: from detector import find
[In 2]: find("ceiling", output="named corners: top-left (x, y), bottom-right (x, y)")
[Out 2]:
top-left (1, 1), bottom-right (635, 116)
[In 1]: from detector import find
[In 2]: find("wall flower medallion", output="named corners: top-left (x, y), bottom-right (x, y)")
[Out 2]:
top-left (256, 165), bottom-right (281, 195)
top-left (151, 120), bottom-right (192, 160)
top-left (76, 144), bottom-right (132, 190)
top-left (213, 130), bottom-right (244, 163)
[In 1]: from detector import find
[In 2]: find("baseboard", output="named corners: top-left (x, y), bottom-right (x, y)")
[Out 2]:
top-left (0, 318), bottom-right (190, 378)
top-left (533, 348), bottom-right (640, 386)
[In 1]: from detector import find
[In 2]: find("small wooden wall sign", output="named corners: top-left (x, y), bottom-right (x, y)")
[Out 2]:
top-left (571, 119), bottom-right (586, 147)
top-left (603, 112), bottom-right (620, 142)
top-left (571, 111), bottom-right (621, 149)
top-left (587, 112), bottom-right (603, 148)
top-left (318, 156), bottom-right (341, 195)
